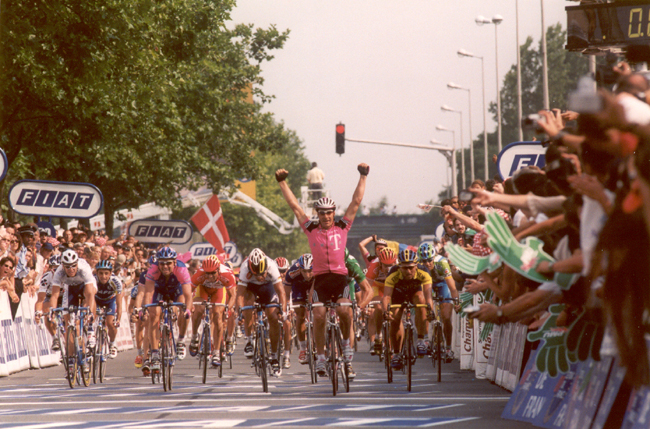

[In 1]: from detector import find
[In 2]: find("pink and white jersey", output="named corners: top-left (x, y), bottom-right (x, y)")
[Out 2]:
top-left (301, 217), bottom-right (352, 276)
top-left (145, 259), bottom-right (192, 285)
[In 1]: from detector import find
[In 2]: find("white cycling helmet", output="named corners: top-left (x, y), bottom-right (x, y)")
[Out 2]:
top-left (61, 248), bottom-right (79, 265)
top-left (314, 197), bottom-right (336, 210)
top-left (248, 248), bottom-right (267, 275)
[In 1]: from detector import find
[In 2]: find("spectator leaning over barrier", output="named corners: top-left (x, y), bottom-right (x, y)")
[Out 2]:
top-left (0, 233), bottom-right (11, 259)
top-left (0, 256), bottom-right (19, 303)
top-left (12, 225), bottom-right (37, 317)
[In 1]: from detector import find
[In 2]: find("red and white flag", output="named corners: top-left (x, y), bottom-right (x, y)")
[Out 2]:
top-left (191, 194), bottom-right (230, 253)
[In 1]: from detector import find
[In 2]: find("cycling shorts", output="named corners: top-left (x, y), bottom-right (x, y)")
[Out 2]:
top-left (195, 285), bottom-right (227, 305)
top-left (313, 273), bottom-right (348, 303)
top-left (433, 281), bottom-right (453, 303)
top-left (96, 297), bottom-right (117, 316)
top-left (63, 283), bottom-right (86, 308)
top-left (291, 281), bottom-right (312, 303)
top-left (152, 287), bottom-right (183, 304)
top-left (391, 282), bottom-right (423, 306)
top-left (244, 281), bottom-right (279, 305)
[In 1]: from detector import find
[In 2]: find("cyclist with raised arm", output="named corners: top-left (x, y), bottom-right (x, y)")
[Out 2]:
top-left (276, 163), bottom-right (369, 377)
top-left (275, 256), bottom-right (293, 369)
top-left (358, 236), bottom-right (388, 269)
top-left (49, 249), bottom-right (98, 373)
top-left (283, 254), bottom-right (314, 367)
top-left (237, 248), bottom-right (287, 377)
top-left (382, 249), bottom-right (433, 370)
top-left (94, 259), bottom-right (124, 358)
top-left (188, 255), bottom-right (236, 367)
top-left (417, 242), bottom-right (459, 361)
top-left (142, 246), bottom-right (193, 374)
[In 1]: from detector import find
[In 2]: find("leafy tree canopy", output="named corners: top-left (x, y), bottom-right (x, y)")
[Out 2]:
top-left (1, 0), bottom-right (290, 235)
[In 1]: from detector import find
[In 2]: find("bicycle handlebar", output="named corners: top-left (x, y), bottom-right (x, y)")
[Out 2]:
top-left (143, 301), bottom-right (186, 309)
top-left (310, 302), bottom-right (354, 308)
top-left (241, 303), bottom-right (281, 311)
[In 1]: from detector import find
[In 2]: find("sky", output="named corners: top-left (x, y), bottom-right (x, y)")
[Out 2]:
top-left (230, 0), bottom-right (570, 214)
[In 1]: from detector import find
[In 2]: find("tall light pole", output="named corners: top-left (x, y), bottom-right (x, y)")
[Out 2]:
top-left (431, 139), bottom-right (457, 198)
top-left (458, 49), bottom-right (489, 182)
top-left (436, 124), bottom-right (463, 191)
top-left (540, 0), bottom-right (550, 109)
top-left (476, 14), bottom-right (504, 152)
top-left (516, 0), bottom-right (523, 141)
top-left (440, 106), bottom-right (465, 189)
top-left (447, 83), bottom-right (474, 183)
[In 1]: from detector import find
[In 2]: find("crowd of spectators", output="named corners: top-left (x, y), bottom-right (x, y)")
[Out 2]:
top-left (434, 65), bottom-right (650, 388)
top-left (0, 222), bottom-right (175, 319)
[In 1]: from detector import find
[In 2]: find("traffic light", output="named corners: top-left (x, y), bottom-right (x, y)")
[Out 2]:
top-left (336, 123), bottom-right (345, 155)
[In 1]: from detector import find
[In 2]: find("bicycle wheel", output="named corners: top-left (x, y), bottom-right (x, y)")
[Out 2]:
top-left (435, 323), bottom-right (442, 383)
top-left (329, 327), bottom-right (338, 396)
top-left (335, 328), bottom-right (349, 393)
top-left (405, 327), bottom-right (413, 392)
top-left (80, 328), bottom-right (91, 387)
top-left (92, 328), bottom-right (101, 385)
top-left (201, 326), bottom-right (210, 384)
top-left (218, 341), bottom-right (225, 379)
top-left (383, 323), bottom-right (392, 384)
top-left (306, 322), bottom-right (316, 384)
top-left (66, 326), bottom-right (77, 389)
top-left (258, 326), bottom-right (268, 393)
top-left (161, 326), bottom-right (169, 392)
top-left (166, 328), bottom-right (175, 391)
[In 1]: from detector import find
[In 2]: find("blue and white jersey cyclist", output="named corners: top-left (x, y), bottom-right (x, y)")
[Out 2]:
top-left (94, 259), bottom-right (124, 359)
top-left (237, 248), bottom-right (287, 377)
top-left (142, 246), bottom-right (194, 373)
top-left (282, 254), bottom-right (314, 365)
top-left (48, 248), bottom-right (98, 370)
top-left (416, 242), bottom-right (459, 362)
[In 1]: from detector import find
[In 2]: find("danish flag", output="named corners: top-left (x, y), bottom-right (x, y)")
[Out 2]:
top-left (191, 194), bottom-right (230, 253)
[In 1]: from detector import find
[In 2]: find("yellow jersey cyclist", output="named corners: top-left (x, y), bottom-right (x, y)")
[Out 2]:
top-left (382, 249), bottom-right (434, 370)
top-left (418, 242), bottom-right (459, 362)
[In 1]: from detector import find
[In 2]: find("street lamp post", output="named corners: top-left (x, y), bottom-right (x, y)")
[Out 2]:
top-left (431, 139), bottom-right (457, 198)
top-left (447, 83), bottom-right (474, 183)
top-left (436, 124), bottom-right (464, 191)
top-left (440, 105), bottom-right (465, 189)
top-left (476, 14), bottom-right (504, 152)
top-left (458, 49), bottom-right (489, 181)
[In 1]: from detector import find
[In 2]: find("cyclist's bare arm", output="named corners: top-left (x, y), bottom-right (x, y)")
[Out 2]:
top-left (423, 283), bottom-right (434, 309)
top-left (344, 163), bottom-right (369, 222)
top-left (235, 285), bottom-right (248, 310)
top-left (358, 236), bottom-right (375, 267)
top-left (357, 278), bottom-right (373, 308)
top-left (445, 276), bottom-right (459, 301)
top-left (273, 279), bottom-right (286, 312)
top-left (276, 169), bottom-right (309, 224)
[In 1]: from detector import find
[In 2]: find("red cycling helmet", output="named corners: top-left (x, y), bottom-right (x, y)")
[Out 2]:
top-left (202, 255), bottom-right (221, 273)
top-left (275, 257), bottom-right (290, 272)
top-left (377, 248), bottom-right (397, 265)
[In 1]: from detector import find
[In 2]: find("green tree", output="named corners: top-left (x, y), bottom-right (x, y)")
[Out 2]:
top-left (177, 123), bottom-right (311, 262)
top-left (456, 23), bottom-right (589, 186)
top-left (1, 0), bottom-right (289, 234)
